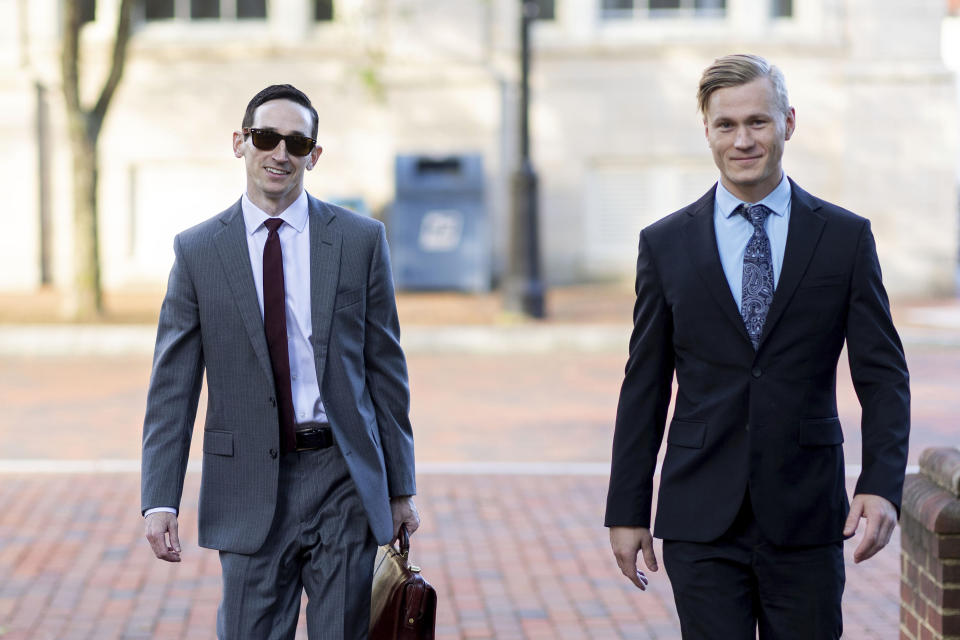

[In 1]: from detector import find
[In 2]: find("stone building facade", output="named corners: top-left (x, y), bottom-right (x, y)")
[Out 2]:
top-left (2, 0), bottom-right (957, 296)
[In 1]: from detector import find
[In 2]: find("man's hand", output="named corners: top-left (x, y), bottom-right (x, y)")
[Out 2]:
top-left (609, 526), bottom-right (657, 590)
top-left (390, 496), bottom-right (420, 543)
top-left (145, 512), bottom-right (182, 562)
top-left (843, 494), bottom-right (897, 563)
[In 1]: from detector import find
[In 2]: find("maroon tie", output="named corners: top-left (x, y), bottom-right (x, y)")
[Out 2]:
top-left (263, 218), bottom-right (297, 453)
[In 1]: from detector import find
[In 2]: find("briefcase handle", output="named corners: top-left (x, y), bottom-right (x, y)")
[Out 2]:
top-left (395, 525), bottom-right (422, 574)
top-left (396, 524), bottom-right (411, 559)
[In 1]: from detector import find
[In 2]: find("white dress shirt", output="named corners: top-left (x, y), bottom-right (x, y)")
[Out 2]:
top-left (241, 190), bottom-right (328, 426)
top-left (146, 190), bottom-right (325, 517)
top-left (713, 174), bottom-right (792, 309)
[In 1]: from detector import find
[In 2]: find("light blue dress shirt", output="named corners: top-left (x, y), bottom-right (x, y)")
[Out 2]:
top-left (713, 175), bottom-right (792, 310)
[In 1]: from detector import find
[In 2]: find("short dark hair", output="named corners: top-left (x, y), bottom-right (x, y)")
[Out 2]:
top-left (241, 84), bottom-right (319, 139)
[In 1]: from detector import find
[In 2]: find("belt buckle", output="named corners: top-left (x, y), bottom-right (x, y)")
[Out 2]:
top-left (294, 430), bottom-right (315, 452)
top-left (294, 426), bottom-right (331, 452)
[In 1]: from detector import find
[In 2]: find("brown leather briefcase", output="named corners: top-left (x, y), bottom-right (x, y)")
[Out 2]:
top-left (369, 525), bottom-right (437, 640)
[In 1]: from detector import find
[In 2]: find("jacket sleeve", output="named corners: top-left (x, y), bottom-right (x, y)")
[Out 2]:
top-left (363, 224), bottom-right (417, 498)
top-left (845, 221), bottom-right (911, 514)
top-left (605, 230), bottom-right (676, 528)
top-left (140, 234), bottom-right (205, 514)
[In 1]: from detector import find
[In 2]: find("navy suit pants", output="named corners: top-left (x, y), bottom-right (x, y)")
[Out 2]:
top-left (662, 493), bottom-right (844, 640)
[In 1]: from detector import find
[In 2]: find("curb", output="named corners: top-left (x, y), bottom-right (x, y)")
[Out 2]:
top-left (0, 458), bottom-right (918, 476)
top-left (0, 324), bottom-right (632, 356)
top-left (0, 323), bottom-right (958, 357)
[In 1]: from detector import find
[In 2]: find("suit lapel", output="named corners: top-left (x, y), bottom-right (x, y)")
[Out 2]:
top-left (758, 180), bottom-right (826, 347)
top-left (213, 201), bottom-right (275, 384)
top-left (308, 196), bottom-right (342, 390)
top-left (684, 186), bottom-right (754, 345)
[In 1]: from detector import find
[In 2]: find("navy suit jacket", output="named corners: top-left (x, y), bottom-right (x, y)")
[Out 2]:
top-left (604, 180), bottom-right (910, 546)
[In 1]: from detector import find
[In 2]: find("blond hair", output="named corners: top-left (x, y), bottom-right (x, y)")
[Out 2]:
top-left (697, 54), bottom-right (790, 117)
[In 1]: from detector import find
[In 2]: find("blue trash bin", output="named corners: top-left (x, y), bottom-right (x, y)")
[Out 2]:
top-left (388, 154), bottom-right (490, 292)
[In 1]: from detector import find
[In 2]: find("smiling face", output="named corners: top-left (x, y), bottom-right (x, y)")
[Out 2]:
top-left (232, 99), bottom-right (322, 215)
top-left (704, 77), bottom-right (795, 203)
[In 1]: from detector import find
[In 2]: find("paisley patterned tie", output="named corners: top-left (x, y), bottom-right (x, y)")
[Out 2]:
top-left (739, 204), bottom-right (775, 349)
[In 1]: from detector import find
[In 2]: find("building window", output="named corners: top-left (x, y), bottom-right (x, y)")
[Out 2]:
top-left (771, 0), bottom-right (792, 18)
top-left (143, 0), bottom-right (267, 20)
top-left (144, 0), bottom-right (174, 20)
top-left (530, 0), bottom-right (555, 20)
top-left (79, 0), bottom-right (97, 23)
top-left (315, 0), bottom-right (334, 21)
top-left (601, 0), bottom-right (726, 19)
top-left (602, 0), bottom-right (633, 17)
top-left (191, 0), bottom-right (219, 19)
top-left (237, 0), bottom-right (266, 18)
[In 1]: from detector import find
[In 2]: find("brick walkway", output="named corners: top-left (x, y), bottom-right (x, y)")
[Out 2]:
top-left (1, 291), bottom-right (958, 639)
top-left (0, 472), bottom-right (904, 640)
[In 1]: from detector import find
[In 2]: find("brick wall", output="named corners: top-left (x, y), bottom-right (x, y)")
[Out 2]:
top-left (900, 448), bottom-right (960, 640)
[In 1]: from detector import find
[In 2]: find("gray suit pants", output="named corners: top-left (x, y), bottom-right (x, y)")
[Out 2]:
top-left (217, 445), bottom-right (377, 640)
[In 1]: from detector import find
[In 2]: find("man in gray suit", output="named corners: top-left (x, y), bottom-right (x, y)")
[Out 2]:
top-left (141, 84), bottom-right (419, 639)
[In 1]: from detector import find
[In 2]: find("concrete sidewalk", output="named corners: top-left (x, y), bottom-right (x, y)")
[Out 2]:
top-left (1, 286), bottom-right (959, 357)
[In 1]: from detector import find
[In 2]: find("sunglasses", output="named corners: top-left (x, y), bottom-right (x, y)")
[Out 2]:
top-left (242, 128), bottom-right (317, 157)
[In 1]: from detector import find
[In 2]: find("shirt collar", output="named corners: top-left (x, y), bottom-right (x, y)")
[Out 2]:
top-left (717, 174), bottom-right (791, 219)
top-left (241, 190), bottom-right (309, 236)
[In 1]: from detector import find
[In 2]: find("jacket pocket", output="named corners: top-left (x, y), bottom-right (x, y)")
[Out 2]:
top-left (203, 429), bottom-right (234, 456)
top-left (334, 288), bottom-right (363, 311)
top-left (368, 423), bottom-right (382, 449)
top-left (799, 417), bottom-right (844, 447)
top-left (666, 420), bottom-right (706, 449)
top-left (799, 274), bottom-right (846, 289)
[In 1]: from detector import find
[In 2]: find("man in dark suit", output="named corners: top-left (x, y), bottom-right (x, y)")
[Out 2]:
top-left (605, 54), bottom-right (910, 638)
top-left (141, 84), bottom-right (419, 639)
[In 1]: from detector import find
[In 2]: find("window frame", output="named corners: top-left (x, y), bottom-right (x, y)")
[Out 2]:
top-left (600, 0), bottom-right (727, 20)
top-left (141, 0), bottom-right (269, 21)
top-left (314, 0), bottom-right (334, 22)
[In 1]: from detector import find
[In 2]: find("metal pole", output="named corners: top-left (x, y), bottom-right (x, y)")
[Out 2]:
top-left (504, 0), bottom-right (545, 318)
top-left (36, 81), bottom-right (51, 285)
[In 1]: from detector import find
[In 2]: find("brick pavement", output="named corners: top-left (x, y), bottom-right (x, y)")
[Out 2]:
top-left (0, 473), bottom-right (902, 639)
top-left (0, 289), bottom-right (957, 638)
top-left (1, 345), bottom-right (956, 466)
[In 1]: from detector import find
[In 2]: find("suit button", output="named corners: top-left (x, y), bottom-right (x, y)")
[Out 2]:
top-left (269, 448), bottom-right (278, 459)
top-left (269, 397), bottom-right (276, 407)
top-left (745, 424), bottom-right (750, 432)
top-left (752, 367), bottom-right (762, 378)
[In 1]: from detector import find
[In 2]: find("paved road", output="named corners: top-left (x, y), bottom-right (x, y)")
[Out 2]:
top-left (0, 336), bottom-right (956, 638)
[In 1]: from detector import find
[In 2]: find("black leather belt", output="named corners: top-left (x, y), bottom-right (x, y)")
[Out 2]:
top-left (294, 423), bottom-right (334, 451)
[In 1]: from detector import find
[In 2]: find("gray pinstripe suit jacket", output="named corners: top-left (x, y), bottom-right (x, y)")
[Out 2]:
top-left (141, 194), bottom-right (417, 553)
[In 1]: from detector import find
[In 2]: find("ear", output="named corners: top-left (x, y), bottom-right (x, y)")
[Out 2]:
top-left (783, 107), bottom-right (796, 141)
top-left (232, 130), bottom-right (245, 158)
top-left (305, 145), bottom-right (323, 171)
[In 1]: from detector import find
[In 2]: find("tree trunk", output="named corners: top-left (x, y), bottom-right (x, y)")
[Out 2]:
top-left (60, 0), bottom-right (134, 320)
top-left (66, 117), bottom-right (101, 319)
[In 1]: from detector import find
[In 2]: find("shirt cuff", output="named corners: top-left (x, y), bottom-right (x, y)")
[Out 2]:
top-left (144, 507), bottom-right (177, 517)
